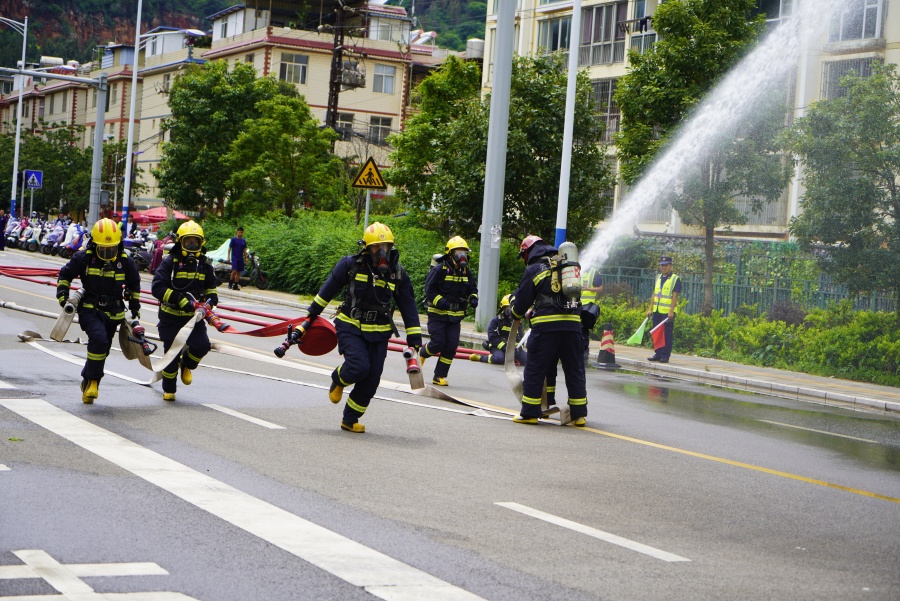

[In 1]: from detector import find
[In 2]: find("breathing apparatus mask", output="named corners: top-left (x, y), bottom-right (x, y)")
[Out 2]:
top-left (96, 244), bottom-right (118, 262)
top-left (368, 242), bottom-right (392, 277)
top-left (451, 249), bottom-right (468, 265)
top-left (180, 235), bottom-right (202, 258)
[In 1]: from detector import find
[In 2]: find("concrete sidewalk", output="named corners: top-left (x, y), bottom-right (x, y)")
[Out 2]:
top-left (215, 284), bottom-right (900, 415)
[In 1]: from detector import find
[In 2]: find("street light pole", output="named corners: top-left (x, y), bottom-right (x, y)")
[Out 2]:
top-left (121, 0), bottom-right (143, 230)
top-left (0, 16), bottom-right (28, 219)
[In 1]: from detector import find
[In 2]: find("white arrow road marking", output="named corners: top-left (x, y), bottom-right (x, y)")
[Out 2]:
top-left (0, 378), bottom-right (17, 389)
top-left (202, 404), bottom-right (286, 429)
top-left (0, 464), bottom-right (10, 471)
top-left (496, 502), bottom-right (690, 563)
top-left (0, 398), bottom-right (487, 601)
top-left (1, 549), bottom-right (195, 600)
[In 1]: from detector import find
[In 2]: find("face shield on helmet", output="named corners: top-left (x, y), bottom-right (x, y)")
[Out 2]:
top-left (368, 242), bottom-right (393, 276)
top-left (176, 221), bottom-right (205, 258)
top-left (90, 218), bottom-right (122, 262)
top-left (181, 236), bottom-right (202, 254)
top-left (445, 236), bottom-right (469, 265)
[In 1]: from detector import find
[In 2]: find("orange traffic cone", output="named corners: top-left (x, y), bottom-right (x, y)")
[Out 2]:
top-left (594, 323), bottom-right (621, 370)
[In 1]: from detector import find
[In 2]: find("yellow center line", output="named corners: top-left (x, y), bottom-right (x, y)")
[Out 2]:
top-left (581, 425), bottom-right (900, 504)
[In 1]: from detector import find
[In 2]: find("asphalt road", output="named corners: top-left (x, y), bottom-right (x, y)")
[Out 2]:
top-left (1, 249), bottom-right (898, 601)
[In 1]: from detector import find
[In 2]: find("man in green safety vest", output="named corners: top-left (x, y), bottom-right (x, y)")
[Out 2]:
top-left (646, 256), bottom-right (681, 363)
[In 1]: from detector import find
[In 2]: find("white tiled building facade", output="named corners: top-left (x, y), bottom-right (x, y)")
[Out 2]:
top-left (482, 0), bottom-right (900, 240)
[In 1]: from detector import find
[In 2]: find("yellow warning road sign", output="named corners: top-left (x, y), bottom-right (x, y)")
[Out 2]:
top-left (351, 157), bottom-right (387, 190)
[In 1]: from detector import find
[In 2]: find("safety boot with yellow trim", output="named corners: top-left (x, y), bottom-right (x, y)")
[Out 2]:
top-left (81, 379), bottom-right (99, 404)
top-left (340, 422), bottom-right (365, 433)
top-left (180, 366), bottom-right (192, 386)
top-left (432, 376), bottom-right (448, 386)
top-left (163, 392), bottom-right (177, 402)
top-left (573, 417), bottom-right (587, 427)
top-left (328, 382), bottom-right (344, 404)
top-left (513, 415), bottom-right (539, 424)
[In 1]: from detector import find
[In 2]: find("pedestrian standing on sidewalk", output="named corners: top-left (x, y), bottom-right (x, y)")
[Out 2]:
top-left (647, 256), bottom-right (681, 363)
top-left (228, 227), bottom-right (249, 290)
top-left (0, 209), bottom-right (7, 251)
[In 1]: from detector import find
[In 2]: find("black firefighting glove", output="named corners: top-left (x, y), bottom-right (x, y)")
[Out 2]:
top-left (407, 334), bottom-right (422, 351)
top-left (436, 298), bottom-right (450, 311)
top-left (128, 298), bottom-right (141, 319)
top-left (177, 295), bottom-right (191, 309)
top-left (58, 294), bottom-right (68, 308)
top-left (468, 295), bottom-right (478, 309)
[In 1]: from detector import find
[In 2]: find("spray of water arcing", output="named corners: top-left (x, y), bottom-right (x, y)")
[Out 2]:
top-left (580, 0), bottom-right (840, 269)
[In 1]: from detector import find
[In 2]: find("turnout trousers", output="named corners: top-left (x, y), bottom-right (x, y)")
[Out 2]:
top-left (157, 317), bottom-right (211, 394)
top-left (423, 318), bottom-right (460, 379)
top-left (520, 330), bottom-right (587, 420)
top-left (78, 310), bottom-right (122, 381)
top-left (332, 327), bottom-right (389, 426)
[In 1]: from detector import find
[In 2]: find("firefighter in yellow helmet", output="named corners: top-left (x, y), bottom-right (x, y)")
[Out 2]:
top-left (419, 235), bottom-right (478, 385)
top-left (56, 218), bottom-right (141, 403)
top-left (150, 220), bottom-right (219, 402)
top-left (303, 222), bottom-right (422, 433)
top-left (469, 294), bottom-right (527, 365)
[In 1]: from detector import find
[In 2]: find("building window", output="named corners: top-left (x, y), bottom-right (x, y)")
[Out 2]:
top-left (829, 0), bottom-right (882, 42)
top-left (373, 64), bottom-right (396, 94)
top-left (149, 37), bottom-right (158, 56)
top-left (537, 16), bottom-right (571, 55)
top-left (23, 101), bottom-right (29, 118)
top-left (92, 88), bottom-right (97, 108)
top-left (62, 90), bottom-right (67, 112)
top-left (756, 0), bottom-right (794, 25)
top-left (48, 94), bottom-right (55, 115)
top-left (279, 53), bottom-right (308, 84)
top-left (336, 112), bottom-right (354, 140)
top-left (38, 98), bottom-right (44, 118)
top-left (245, 53), bottom-right (254, 64)
top-left (111, 83), bottom-right (118, 105)
top-left (630, 32), bottom-right (657, 54)
top-left (369, 116), bottom-right (392, 145)
top-left (592, 78), bottom-right (619, 143)
top-left (220, 22), bottom-right (228, 38)
top-left (822, 58), bottom-right (881, 99)
top-left (580, 2), bottom-right (627, 67)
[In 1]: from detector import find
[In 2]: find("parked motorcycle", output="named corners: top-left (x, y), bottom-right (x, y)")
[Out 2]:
top-left (124, 234), bottom-right (156, 272)
top-left (58, 223), bottom-right (87, 259)
top-left (213, 251), bottom-right (269, 290)
top-left (40, 225), bottom-right (65, 255)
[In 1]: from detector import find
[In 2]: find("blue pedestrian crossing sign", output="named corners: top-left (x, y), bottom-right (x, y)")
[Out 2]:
top-left (24, 170), bottom-right (42, 189)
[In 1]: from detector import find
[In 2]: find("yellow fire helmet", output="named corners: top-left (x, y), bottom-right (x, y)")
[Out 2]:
top-left (444, 236), bottom-right (469, 254)
top-left (500, 294), bottom-right (511, 308)
top-left (362, 222), bottom-right (394, 247)
top-left (176, 220), bottom-right (205, 257)
top-left (91, 218), bottom-right (122, 262)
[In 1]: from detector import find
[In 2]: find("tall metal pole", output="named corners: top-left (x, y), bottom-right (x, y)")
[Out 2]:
top-left (88, 74), bottom-right (108, 226)
top-left (121, 0), bottom-right (143, 229)
top-left (9, 16), bottom-right (27, 219)
top-left (475, 0), bottom-right (516, 328)
top-left (555, 0), bottom-right (582, 247)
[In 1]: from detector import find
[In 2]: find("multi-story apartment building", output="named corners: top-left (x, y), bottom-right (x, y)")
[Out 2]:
top-left (482, 0), bottom-right (900, 241)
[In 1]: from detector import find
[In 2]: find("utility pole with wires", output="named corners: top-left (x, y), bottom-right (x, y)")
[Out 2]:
top-left (324, 2), bottom-right (348, 130)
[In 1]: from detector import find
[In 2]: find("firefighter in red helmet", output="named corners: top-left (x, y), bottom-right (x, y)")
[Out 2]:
top-left (508, 235), bottom-right (588, 426)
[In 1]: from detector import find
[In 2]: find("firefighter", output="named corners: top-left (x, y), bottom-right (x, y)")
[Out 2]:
top-left (151, 220), bottom-right (219, 402)
top-left (469, 294), bottom-right (527, 365)
top-left (509, 235), bottom-right (587, 426)
top-left (304, 222), bottom-right (422, 433)
top-left (56, 218), bottom-right (141, 404)
top-left (419, 236), bottom-right (478, 386)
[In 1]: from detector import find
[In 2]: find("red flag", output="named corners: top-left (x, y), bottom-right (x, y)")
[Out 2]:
top-left (650, 318), bottom-right (668, 351)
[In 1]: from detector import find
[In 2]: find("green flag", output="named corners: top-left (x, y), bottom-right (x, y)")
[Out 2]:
top-left (625, 318), bottom-right (648, 346)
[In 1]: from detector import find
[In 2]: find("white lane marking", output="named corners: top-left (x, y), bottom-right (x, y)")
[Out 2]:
top-left (9, 549), bottom-right (194, 600)
top-left (496, 502), bottom-right (690, 563)
top-left (1, 398), bottom-right (487, 601)
top-left (202, 404), bottom-right (286, 430)
top-left (0, 464), bottom-right (10, 471)
top-left (757, 420), bottom-right (880, 443)
top-left (0, 559), bottom-right (168, 579)
top-left (0, 379), bottom-right (16, 389)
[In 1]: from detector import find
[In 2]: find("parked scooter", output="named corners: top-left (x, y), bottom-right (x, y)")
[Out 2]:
top-left (40, 224), bottom-right (65, 255)
top-left (59, 223), bottom-right (87, 259)
top-left (124, 232), bottom-right (156, 272)
top-left (213, 250), bottom-right (269, 290)
top-left (5, 218), bottom-right (21, 249)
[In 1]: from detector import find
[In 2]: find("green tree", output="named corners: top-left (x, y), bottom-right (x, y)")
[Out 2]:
top-left (387, 52), bottom-right (612, 245)
top-left (223, 95), bottom-right (344, 217)
top-left (153, 61), bottom-right (298, 216)
top-left (783, 64), bottom-right (900, 320)
top-left (615, 0), bottom-right (789, 315)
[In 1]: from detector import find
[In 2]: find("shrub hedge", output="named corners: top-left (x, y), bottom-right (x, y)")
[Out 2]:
top-left (201, 214), bottom-right (900, 387)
